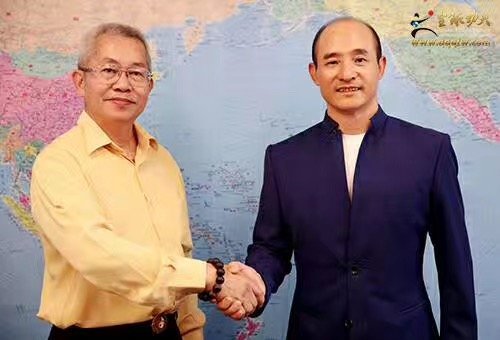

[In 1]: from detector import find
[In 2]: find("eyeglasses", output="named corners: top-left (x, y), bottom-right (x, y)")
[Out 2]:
top-left (79, 64), bottom-right (153, 88)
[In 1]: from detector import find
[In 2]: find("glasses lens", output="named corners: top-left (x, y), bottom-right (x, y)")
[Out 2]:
top-left (99, 66), bottom-right (120, 81)
top-left (127, 70), bottom-right (149, 86)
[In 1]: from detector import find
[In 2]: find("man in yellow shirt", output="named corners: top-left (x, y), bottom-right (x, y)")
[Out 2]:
top-left (30, 23), bottom-right (264, 339)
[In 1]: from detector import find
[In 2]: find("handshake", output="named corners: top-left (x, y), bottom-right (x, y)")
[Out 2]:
top-left (204, 261), bottom-right (266, 320)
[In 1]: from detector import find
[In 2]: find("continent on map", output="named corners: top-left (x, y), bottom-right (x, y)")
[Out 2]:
top-left (0, 53), bottom-right (82, 233)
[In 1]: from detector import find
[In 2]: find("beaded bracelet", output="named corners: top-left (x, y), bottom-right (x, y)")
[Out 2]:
top-left (198, 258), bottom-right (225, 301)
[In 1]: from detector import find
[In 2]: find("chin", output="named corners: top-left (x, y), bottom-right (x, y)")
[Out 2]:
top-left (334, 103), bottom-right (364, 113)
top-left (110, 109), bottom-right (140, 119)
top-left (334, 97), bottom-right (372, 111)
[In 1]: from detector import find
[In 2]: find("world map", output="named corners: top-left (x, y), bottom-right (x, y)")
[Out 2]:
top-left (0, 1), bottom-right (498, 339)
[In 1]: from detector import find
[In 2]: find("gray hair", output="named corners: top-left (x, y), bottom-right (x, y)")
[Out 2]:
top-left (78, 23), bottom-right (152, 70)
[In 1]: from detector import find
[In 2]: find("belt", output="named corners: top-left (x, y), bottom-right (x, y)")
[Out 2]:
top-left (49, 312), bottom-right (179, 337)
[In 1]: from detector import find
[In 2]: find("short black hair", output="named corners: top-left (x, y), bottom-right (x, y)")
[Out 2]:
top-left (311, 17), bottom-right (382, 67)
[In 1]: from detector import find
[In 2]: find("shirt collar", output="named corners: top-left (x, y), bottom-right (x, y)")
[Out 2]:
top-left (78, 111), bottom-right (158, 155)
top-left (369, 105), bottom-right (388, 133)
top-left (321, 105), bottom-right (388, 136)
top-left (134, 122), bottom-right (158, 152)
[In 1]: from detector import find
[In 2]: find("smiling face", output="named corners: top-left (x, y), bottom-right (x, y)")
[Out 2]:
top-left (72, 33), bottom-right (153, 127)
top-left (309, 19), bottom-right (386, 117)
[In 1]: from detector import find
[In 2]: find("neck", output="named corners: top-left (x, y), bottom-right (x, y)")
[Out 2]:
top-left (88, 113), bottom-right (138, 153)
top-left (327, 103), bottom-right (378, 135)
top-left (107, 125), bottom-right (136, 149)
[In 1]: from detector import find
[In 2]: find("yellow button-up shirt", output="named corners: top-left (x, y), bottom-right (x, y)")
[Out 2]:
top-left (30, 112), bottom-right (206, 339)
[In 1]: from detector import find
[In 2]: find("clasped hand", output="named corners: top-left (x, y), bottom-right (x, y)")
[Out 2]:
top-left (214, 262), bottom-right (266, 320)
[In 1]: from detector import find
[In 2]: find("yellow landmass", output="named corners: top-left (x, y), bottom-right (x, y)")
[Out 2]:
top-left (2, 196), bottom-right (39, 235)
top-left (184, 22), bottom-right (206, 55)
top-left (0, 125), bottom-right (23, 163)
top-left (24, 144), bottom-right (38, 157)
top-left (323, 0), bottom-right (495, 41)
top-left (0, 0), bottom-right (256, 55)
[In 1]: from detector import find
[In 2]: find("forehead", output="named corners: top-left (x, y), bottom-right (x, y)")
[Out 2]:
top-left (317, 20), bottom-right (378, 56)
top-left (91, 34), bottom-right (148, 66)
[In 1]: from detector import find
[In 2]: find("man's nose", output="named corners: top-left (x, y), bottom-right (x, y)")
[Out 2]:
top-left (112, 70), bottom-right (132, 91)
top-left (338, 61), bottom-right (357, 81)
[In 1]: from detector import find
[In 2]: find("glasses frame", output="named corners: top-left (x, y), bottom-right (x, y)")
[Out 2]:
top-left (78, 64), bottom-right (153, 88)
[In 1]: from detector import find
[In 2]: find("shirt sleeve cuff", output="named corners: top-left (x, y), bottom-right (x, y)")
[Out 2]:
top-left (158, 256), bottom-right (207, 292)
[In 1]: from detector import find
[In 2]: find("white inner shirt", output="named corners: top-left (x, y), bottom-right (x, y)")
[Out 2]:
top-left (342, 133), bottom-right (365, 200)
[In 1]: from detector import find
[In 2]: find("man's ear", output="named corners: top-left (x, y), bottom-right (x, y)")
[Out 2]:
top-left (377, 56), bottom-right (387, 79)
top-left (308, 62), bottom-right (320, 86)
top-left (72, 70), bottom-right (85, 97)
top-left (148, 78), bottom-right (155, 93)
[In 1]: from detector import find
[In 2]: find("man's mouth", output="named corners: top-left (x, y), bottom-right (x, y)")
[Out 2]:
top-left (337, 87), bottom-right (361, 93)
top-left (107, 97), bottom-right (136, 104)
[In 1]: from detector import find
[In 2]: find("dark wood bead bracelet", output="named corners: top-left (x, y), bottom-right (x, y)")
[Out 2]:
top-left (198, 258), bottom-right (225, 301)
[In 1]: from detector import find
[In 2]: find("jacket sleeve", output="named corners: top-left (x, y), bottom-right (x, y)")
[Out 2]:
top-left (246, 145), bottom-right (293, 316)
top-left (428, 135), bottom-right (477, 340)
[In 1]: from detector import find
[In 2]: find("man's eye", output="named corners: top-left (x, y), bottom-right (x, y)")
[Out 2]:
top-left (326, 60), bottom-right (339, 65)
top-left (354, 58), bottom-right (367, 63)
top-left (101, 67), bottom-right (118, 75)
top-left (128, 70), bottom-right (145, 78)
